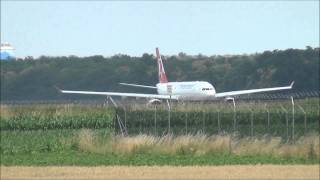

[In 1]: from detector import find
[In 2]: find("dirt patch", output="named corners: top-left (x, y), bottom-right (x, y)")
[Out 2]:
top-left (1, 165), bottom-right (319, 180)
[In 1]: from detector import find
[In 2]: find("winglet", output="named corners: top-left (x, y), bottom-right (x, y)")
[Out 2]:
top-left (53, 85), bottom-right (62, 92)
top-left (290, 81), bottom-right (295, 88)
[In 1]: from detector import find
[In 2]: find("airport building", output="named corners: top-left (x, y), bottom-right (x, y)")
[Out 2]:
top-left (0, 42), bottom-right (15, 60)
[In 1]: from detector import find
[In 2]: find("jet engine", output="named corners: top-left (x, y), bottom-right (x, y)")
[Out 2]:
top-left (224, 97), bottom-right (235, 102)
top-left (147, 99), bottom-right (162, 105)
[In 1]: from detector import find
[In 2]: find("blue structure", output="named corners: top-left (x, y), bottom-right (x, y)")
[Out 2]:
top-left (0, 43), bottom-right (15, 60)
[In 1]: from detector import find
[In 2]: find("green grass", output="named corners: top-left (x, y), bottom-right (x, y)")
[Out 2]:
top-left (0, 101), bottom-right (319, 166)
top-left (1, 129), bottom-right (319, 166)
top-left (2, 151), bottom-right (318, 166)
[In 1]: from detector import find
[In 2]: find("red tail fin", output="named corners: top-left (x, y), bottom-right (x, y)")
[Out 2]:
top-left (156, 48), bottom-right (168, 83)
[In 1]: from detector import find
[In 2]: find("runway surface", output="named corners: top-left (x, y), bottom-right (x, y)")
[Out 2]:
top-left (1, 165), bottom-right (319, 180)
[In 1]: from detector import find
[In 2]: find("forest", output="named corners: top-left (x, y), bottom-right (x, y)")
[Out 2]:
top-left (0, 47), bottom-right (319, 101)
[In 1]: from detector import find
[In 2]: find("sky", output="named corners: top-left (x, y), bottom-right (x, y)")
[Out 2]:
top-left (1, 1), bottom-right (319, 58)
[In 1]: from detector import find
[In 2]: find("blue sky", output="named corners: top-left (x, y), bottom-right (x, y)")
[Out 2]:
top-left (1, 1), bottom-right (319, 57)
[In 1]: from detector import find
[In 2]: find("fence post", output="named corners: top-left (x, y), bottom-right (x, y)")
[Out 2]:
top-left (281, 105), bottom-right (289, 142)
top-left (154, 105), bottom-right (157, 135)
top-left (202, 110), bottom-right (206, 133)
top-left (139, 111), bottom-right (142, 134)
top-left (265, 104), bottom-right (270, 133)
top-left (113, 108), bottom-right (116, 137)
top-left (251, 109), bottom-right (254, 137)
top-left (298, 105), bottom-right (307, 134)
top-left (247, 106), bottom-right (254, 137)
top-left (291, 96), bottom-right (295, 142)
top-left (230, 98), bottom-right (236, 132)
top-left (185, 111), bottom-right (188, 135)
top-left (167, 99), bottom-right (171, 134)
top-left (217, 109), bottom-right (221, 134)
top-left (124, 107), bottom-right (127, 130)
top-left (108, 96), bottom-right (127, 136)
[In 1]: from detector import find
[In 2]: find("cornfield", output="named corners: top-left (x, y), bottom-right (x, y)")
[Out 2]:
top-left (0, 100), bottom-right (319, 162)
top-left (0, 99), bottom-right (319, 139)
top-left (115, 99), bottom-right (319, 139)
top-left (0, 104), bottom-right (114, 130)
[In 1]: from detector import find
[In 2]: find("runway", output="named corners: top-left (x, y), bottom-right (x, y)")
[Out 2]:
top-left (1, 165), bottom-right (319, 180)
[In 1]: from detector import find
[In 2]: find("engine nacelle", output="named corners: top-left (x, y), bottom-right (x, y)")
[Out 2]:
top-left (224, 97), bottom-right (235, 102)
top-left (147, 99), bottom-right (162, 105)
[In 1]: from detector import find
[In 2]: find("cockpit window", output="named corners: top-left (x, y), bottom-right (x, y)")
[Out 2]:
top-left (202, 88), bottom-right (212, 91)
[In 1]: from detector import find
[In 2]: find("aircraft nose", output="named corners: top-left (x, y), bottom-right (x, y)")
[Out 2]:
top-left (210, 87), bottom-right (216, 96)
top-left (208, 90), bottom-right (215, 95)
top-left (204, 88), bottom-right (215, 96)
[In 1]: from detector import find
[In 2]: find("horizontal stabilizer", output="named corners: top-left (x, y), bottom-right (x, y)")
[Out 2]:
top-left (119, 83), bottom-right (157, 89)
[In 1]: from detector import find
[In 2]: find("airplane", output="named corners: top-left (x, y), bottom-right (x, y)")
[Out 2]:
top-left (58, 48), bottom-right (294, 102)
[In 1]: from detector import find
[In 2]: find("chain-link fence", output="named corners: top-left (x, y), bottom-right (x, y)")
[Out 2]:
top-left (114, 99), bottom-right (319, 141)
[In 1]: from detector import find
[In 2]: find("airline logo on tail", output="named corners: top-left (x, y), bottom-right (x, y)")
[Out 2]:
top-left (156, 48), bottom-right (168, 83)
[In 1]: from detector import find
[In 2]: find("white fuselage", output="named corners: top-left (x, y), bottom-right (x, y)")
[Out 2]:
top-left (156, 81), bottom-right (216, 100)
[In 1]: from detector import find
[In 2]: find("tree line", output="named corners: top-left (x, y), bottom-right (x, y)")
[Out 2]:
top-left (0, 47), bottom-right (319, 101)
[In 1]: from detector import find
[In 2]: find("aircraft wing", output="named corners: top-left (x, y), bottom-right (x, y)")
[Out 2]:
top-left (58, 88), bottom-right (178, 100)
top-left (215, 81), bottom-right (294, 98)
